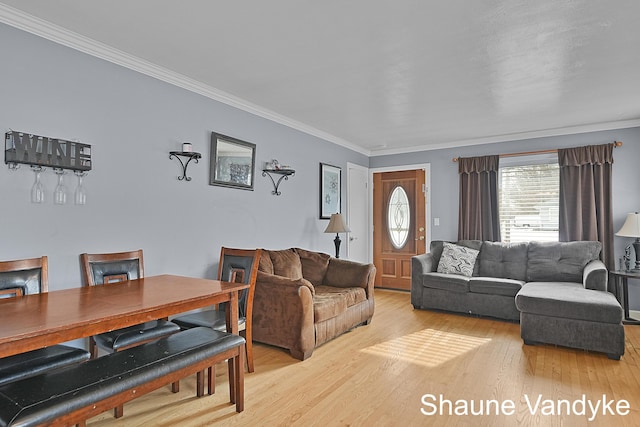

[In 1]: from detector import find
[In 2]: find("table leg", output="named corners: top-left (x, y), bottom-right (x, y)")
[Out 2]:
top-left (621, 276), bottom-right (640, 325)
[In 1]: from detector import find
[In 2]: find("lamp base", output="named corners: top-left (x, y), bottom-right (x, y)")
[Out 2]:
top-left (633, 239), bottom-right (640, 271)
top-left (333, 234), bottom-right (342, 258)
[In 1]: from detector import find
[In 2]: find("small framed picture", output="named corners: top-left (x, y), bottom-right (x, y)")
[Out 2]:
top-left (319, 163), bottom-right (341, 219)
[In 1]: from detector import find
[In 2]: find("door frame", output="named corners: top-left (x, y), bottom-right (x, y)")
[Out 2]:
top-left (369, 163), bottom-right (432, 263)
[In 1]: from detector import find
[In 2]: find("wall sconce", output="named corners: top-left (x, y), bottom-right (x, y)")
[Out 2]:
top-left (169, 142), bottom-right (201, 181)
top-left (262, 159), bottom-right (295, 195)
top-left (324, 213), bottom-right (351, 258)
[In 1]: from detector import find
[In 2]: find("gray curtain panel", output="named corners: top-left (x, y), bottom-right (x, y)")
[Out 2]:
top-left (458, 155), bottom-right (501, 241)
top-left (558, 143), bottom-right (615, 270)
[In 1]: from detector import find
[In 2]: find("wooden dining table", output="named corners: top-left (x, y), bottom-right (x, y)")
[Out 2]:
top-left (0, 274), bottom-right (248, 358)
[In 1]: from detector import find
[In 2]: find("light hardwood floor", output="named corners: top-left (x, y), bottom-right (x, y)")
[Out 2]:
top-left (88, 289), bottom-right (640, 426)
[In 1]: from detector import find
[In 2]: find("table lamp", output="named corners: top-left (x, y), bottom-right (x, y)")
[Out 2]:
top-left (324, 213), bottom-right (351, 258)
top-left (616, 212), bottom-right (640, 272)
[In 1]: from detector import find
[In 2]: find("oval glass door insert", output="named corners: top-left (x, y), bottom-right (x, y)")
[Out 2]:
top-left (388, 186), bottom-right (410, 249)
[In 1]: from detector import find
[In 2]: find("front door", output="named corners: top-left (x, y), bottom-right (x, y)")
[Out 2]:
top-left (373, 169), bottom-right (426, 290)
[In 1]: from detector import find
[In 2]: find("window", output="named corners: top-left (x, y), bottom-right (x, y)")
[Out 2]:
top-left (499, 159), bottom-right (559, 243)
top-left (387, 186), bottom-right (410, 248)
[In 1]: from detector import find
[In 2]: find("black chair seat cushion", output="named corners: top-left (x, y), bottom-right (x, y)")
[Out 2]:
top-left (0, 327), bottom-right (245, 427)
top-left (0, 345), bottom-right (90, 387)
top-left (93, 319), bottom-right (181, 351)
top-left (173, 309), bottom-right (246, 331)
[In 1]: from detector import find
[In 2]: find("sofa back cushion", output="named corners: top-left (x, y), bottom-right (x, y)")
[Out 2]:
top-left (268, 249), bottom-right (303, 279)
top-left (324, 258), bottom-right (372, 288)
top-left (478, 241), bottom-right (528, 281)
top-left (258, 251), bottom-right (274, 274)
top-left (295, 248), bottom-right (330, 286)
top-left (527, 241), bottom-right (601, 283)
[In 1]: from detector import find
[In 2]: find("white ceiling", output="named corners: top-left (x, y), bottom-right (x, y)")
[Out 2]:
top-left (2, 1), bottom-right (640, 155)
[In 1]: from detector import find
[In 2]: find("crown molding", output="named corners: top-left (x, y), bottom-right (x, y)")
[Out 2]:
top-left (370, 119), bottom-right (640, 156)
top-left (0, 4), bottom-right (370, 156)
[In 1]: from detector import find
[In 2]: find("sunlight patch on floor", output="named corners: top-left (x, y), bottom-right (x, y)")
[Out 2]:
top-left (361, 328), bottom-right (492, 368)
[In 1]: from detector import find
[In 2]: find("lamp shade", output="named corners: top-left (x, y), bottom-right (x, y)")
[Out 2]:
top-left (324, 213), bottom-right (351, 233)
top-left (616, 212), bottom-right (640, 238)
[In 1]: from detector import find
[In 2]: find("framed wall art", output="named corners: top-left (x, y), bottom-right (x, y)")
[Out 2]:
top-left (210, 132), bottom-right (256, 190)
top-left (319, 163), bottom-right (341, 219)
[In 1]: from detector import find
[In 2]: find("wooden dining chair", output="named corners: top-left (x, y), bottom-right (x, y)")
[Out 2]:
top-left (79, 249), bottom-right (181, 418)
top-left (172, 247), bottom-right (261, 393)
top-left (0, 256), bottom-right (90, 387)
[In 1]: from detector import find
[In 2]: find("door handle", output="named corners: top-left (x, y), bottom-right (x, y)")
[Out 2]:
top-left (415, 236), bottom-right (425, 240)
top-left (419, 227), bottom-right (425, 232)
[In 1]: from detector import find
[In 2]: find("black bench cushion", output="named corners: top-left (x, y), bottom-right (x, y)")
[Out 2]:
top-left (92, 319), bottom-right (181, 351)
top-left (0, 346), bottom-right (90, 387)
top-left (0, 327), bottom-right (245, 427)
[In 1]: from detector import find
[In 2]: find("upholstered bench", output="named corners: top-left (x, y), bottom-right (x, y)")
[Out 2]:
top-left (0, 327), bottom-right (245, 427)
top-left (515, 282), bottom-right (625, 360)
top-left (0, 346), bottom-right (90, 387)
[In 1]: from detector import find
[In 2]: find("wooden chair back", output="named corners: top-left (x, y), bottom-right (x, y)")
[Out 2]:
top-left (80, 250), bottom-right (144, 286)
top-left (0, 256), bottom-right (48, 295)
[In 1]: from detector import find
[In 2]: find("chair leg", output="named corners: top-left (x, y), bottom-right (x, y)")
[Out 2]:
top-left (171, 381), bottom-right (180, 393)
top-left (89, 338), bottom-right (99, 359)
top-left (114, 405), bottom-right (124, 419)
top-left (208, 365), bottom-right (215, 395)
top-left (235, 344), bottom-right (245, 412)
top-left (228, 358), bottom-right (235, 404)
top-left (196, 371), bottom-right (205, 397)
top-left (245, 329), bottom-right (254, 373)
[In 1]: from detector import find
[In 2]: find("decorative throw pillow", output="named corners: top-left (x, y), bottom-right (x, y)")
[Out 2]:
top-left (437, 242), bottom-right (479, 277)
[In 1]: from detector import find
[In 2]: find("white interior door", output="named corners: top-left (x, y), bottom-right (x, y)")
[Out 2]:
top-left (347, 163), bottom-right (370, 263)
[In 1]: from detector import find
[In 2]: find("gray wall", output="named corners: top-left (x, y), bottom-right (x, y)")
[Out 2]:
top-left (372, 128), bottom-right (640, 308)
top-left (0, 23), bottom-right (368, 290)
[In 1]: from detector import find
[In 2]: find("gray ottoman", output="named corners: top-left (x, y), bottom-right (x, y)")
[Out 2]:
top-left (515, 282), bottom-right (625, 360)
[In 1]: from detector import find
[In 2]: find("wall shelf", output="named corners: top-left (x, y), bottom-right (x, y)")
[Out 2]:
top-left (262, 169), bottom-right (295, 195)
top-left (169, 151), bottom-right (201, 181)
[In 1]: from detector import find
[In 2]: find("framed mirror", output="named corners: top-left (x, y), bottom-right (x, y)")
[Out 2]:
top-left (210, 132), bottom-right (256, 190)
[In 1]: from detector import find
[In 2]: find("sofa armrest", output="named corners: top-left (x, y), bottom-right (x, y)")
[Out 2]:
top-left (323, 258), bottom-right (376, 298)
top-left (252, 271), bottom-right (316, 358)
top-left (583, 259), bottom-right (608, 292)
top-left (412, 253), bottom-right (436, 275)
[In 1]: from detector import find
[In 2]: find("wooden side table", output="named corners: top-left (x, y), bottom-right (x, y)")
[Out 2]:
top-left (610, 270), bottom-right (640, 325)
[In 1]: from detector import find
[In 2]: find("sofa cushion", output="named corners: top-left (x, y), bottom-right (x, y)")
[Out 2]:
top-left (313, 292), bottom-right (348, 322)
top-left (269, 249), bottom-right (303, 279)
top-left (527, 241), bottom-right (601, 283)
top-left (258, 251), bottom-right (274, 274)
top-left (515, 282), bottom-right (622, 324)
top-left (478, 242), bottom-right (528, 281)
top-left (469, 277), bottom-right (524, 297)
top-left (437, 242), bottom-right (479, 277)
top-left (324, 258), bottom-right (371, 288)
top-left (295, 248), bottom-right (330, 286)
top-left (421, 272), bottom-right (470, 292)
top-left (315, 285), bottom-right (366, 308)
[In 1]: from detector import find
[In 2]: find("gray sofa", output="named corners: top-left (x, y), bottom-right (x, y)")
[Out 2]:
top-left (411, 240), bottom-right (625, 360)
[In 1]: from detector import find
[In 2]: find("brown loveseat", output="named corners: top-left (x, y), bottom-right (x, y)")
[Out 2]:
top-left (252, 248), bottom-right (376, 360)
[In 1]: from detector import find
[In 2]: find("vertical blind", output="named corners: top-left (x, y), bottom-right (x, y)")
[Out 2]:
top-left (499, 163), bottom-right (559, 243)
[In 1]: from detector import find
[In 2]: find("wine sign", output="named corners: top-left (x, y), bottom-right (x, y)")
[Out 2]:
top-left (5, 131), bottom-right (92, 171)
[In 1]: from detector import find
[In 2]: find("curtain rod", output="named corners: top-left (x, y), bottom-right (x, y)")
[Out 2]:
top-left (452, 141), bottom-right (623, 162)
